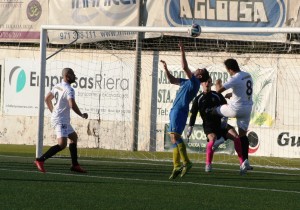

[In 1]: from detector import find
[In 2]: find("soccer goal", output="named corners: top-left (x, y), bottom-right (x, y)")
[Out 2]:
top-left (37, 25), bottom-right (300, 169)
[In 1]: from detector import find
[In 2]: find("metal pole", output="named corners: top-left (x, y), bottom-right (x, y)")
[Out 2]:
top-left (36, 28), bottom-right (47, 158)
top-left (149, 51), bottom-right (159, 152)
top-left (132, 0), bottom-right (144, 151)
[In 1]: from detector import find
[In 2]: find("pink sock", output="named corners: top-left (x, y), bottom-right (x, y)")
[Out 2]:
top-left (234, 138), bottom-right (243, 165)
top-left (206, 141), bottom-right (214, 165)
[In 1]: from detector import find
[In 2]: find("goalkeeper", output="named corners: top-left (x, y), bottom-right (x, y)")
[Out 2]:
top-left (187, 77), bottom-right (244, 174)
top-left (161, 41), bottom-right (209, 180)
top-left (34, 68), bottom-right (88, 173)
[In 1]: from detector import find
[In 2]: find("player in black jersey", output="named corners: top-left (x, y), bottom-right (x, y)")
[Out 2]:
top-left (187, 77), bottom-right (244, 173)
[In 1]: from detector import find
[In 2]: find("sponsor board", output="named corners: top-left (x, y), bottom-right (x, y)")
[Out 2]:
top-left (164, 124), bottom-right (235, 154)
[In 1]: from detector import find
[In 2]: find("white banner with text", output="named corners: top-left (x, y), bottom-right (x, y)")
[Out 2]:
top-left (3, 58), bottom-right (134, 120)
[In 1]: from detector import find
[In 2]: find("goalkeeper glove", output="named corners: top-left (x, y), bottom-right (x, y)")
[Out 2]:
top-left (187, 126), bottom-right (193, 138)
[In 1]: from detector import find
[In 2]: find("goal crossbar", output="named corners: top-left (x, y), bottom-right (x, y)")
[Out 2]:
top-left (41, 25), bottom-right (300, 34)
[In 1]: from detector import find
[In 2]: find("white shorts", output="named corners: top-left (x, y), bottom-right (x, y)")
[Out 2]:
top-left (216, 104), bottom-right (252, 131)
top-left (53, 123), bottom-right (75, 138)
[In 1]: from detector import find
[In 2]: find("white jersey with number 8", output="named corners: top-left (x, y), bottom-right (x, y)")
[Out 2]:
top-left (223, 71), bottom-right (253, 109)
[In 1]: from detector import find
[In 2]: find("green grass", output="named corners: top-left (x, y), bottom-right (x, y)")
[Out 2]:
top-left (0, 145), bottom-right (299, 210)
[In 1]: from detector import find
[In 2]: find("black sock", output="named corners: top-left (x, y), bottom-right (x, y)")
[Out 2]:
top-left (37, 144), bottom-right (62, 162)
top-left (69, 143), bottom-right (78, 166)
top-left (240, 136), bottom-right (249, 160)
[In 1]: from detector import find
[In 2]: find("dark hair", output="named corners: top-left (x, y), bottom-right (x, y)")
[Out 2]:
top-left (200, 68), bottom-right (210, 82)
top-left (62, 68), bottom-right (73, 76)
top-left (224, 59), bottom-right (240, 72)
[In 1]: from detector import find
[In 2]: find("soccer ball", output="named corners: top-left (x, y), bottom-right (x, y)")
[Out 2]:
top-left (188, 24), bottom-right (201, 37)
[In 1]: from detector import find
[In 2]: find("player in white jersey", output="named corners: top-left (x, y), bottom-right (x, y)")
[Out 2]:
top-left (214, 58), bottom-right (253, 174)
top-left (34, 68), bottom-right (88, 173)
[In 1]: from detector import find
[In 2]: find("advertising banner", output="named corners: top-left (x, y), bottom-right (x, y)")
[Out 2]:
top-left (164, 0), bottom-right (286, 28)
top-left (3, 1), bottom-right (300, 43)
top-left (163, 124), bottom-right (300, 157)
top-left (164, 124), bottom-right (235, 154)
top-left (0, 0), bottom-right (46, 43)
top-left (146, 0), bottom-right (292, 42)
top-left (47, 0), bottom-right (140, 43)
top-left (3, 58), bottom-right (134, 120)
top-left (246, 127), bottom-right (300, 158)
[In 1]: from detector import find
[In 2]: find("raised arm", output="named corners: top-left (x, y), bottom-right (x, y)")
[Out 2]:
top-left (160, 60), bottom-right (180, 85)
top-left (215, 79), bottom-right (232, 99)
top-left (216, 79), bottom-right (227, 94)
top-left (179, 42), bottom-right (193, 79)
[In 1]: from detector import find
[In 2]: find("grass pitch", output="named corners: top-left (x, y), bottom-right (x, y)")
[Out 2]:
top-left (0, 145), bottom-right (299, 210)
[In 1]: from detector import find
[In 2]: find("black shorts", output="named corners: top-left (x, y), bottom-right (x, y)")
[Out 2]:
top-left (203, 123), bottom-right (234, 141)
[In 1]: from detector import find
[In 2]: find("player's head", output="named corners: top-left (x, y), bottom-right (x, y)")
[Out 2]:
top-left (224, 58), bottom-right (240, 75)
top-left (201, 76), bottom-right (212, 93)
top-left (62, 68), bottom-right (76, 84)
top-left (194, 68), bottom-right (209, 82)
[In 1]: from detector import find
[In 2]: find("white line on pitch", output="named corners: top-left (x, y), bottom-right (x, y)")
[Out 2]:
top-left (0, 154), bottom-right (299, 176)
top-left (0, 168), bottom-right (299, 195)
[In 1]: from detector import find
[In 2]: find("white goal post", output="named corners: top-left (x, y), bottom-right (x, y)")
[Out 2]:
top-left (37, 25), bottom-right (300, 168)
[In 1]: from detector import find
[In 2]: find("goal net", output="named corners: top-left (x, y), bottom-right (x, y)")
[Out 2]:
top-left (37, 26), bottom-right (300, 169)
